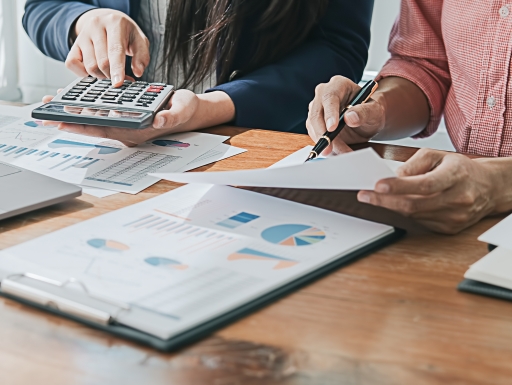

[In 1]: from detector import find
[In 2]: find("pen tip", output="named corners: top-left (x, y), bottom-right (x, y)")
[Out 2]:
top-left (305, 153), bottom-right (316, 163)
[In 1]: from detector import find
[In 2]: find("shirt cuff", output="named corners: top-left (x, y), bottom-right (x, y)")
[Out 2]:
top-left (376, 57), bottom-right (446, 138)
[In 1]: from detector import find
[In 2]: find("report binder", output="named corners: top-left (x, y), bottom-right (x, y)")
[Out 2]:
top-left (457, 244), bottom-right (512, 302)
top-left (0, 230), bottom-right (402, 351)
top-left (0, 184), bottom-right (404, 351)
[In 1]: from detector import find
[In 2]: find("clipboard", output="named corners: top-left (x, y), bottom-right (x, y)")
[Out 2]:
top-left (0, 229), bottom-right (403, 351)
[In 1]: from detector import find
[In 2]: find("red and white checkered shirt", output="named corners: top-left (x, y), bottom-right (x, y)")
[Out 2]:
top-left (377, 0), bottom-right (512, 157)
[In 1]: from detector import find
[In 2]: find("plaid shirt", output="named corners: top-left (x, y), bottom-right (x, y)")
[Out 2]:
top-left (378, 0), bottom-right (512, 157)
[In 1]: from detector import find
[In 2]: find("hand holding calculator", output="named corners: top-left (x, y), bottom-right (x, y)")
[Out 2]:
top-left (32, 77), bottom-right (174, 129)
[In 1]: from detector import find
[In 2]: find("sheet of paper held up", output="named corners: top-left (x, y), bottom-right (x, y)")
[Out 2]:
top-left (153, 147), bottom-right (397, 190)
top-left (269, 145), bottom-right (404, 172)
top-left (479, 214), bottom-right (512, 251)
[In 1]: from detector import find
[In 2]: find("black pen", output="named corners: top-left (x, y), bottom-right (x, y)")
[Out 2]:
top-left (305, 80), bottom-right (379, 162)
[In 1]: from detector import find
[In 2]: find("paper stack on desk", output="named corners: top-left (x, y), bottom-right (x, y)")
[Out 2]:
top-left (462, 215), bottom-right (512, 291)
top-left (0, 113), bottom-right (246, 197)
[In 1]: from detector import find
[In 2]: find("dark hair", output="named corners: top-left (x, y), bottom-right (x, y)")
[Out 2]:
top-left (163, 0), bottom-right (329, 89)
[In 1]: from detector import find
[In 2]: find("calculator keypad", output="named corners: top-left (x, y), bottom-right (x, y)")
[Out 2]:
top-left (55, 77), bottom-right (174, 111)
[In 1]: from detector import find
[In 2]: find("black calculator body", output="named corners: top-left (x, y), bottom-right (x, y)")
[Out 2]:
top-left (32, 77), bottom-right (174, 129)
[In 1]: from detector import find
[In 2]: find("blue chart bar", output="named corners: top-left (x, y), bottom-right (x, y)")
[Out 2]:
top-left (217, 212), bottom-right (260, 229)
top-left (0, 142), bottom-right (101, 171)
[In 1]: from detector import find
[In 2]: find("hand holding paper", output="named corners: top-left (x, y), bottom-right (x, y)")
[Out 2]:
top-left (152, 148), bottom-right (396, 191)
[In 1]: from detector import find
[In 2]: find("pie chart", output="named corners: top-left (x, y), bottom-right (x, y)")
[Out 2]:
top-left (261, 224), bottom-right (326, 246)
top-left (145, 257), bottom-right (188, 270)
top-left (151, 139), bottom-right (190, 148)
top-left (87, 238), bottom-right (130, 252)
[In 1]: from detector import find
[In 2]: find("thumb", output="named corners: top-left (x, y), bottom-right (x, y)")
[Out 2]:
top-left (397, 149), bottom-right (445, 177)
top-left (343, 100), bottom-right (384, 139)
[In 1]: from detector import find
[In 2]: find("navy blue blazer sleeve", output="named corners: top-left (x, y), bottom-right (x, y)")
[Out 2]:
top-left (23, 0), bottom-right (98, 62)
top-left (210, 0), bottom-right (374, 134)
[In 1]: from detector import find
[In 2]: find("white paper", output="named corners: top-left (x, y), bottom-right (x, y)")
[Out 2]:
top-left (478, 214), bottom-right (512, 250)
top-left (0, 116), bottom-right (227, 194)
top-left (153, 148), bottom-right (396, 190)
top-left (270, 145), bottom-right (403, 172)
top-left (82, 187), bottom-right (120, 198)
top-left (179, 143), bottom-right (247, 172)
top-left (464, 247), bottom-right (512, 290)
top-left (0, 184), bottom-right (393, 339)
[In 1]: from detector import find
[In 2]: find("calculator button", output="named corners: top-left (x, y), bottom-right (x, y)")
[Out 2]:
top-left (120, 98), bottom-right (135, 102)
top-left (135, 102), bottom-right (148, 107)
top-left (99, 79), bottom-right (111, 84)
top-left (62, 96), bottom-right (77, 101)
top-left (103, 92), bottom-right (119, 97)
top-left (76, 82), bottom-right (91, 87)
top-left (71, 85), bottom-right (87, 90)
top-left (148, 86), bottom-right (164, 90)
top-left (66, 92), bottom-right (81, 96)
top-left (150, 83), bottom-right (167, 87)
top-left (100, 96), bottom-right (117, 100)
top-left (107, 89), bottom-right (122, 93)
top-left (104, 101), bottom-right (122, 105)
top-left (143, 92), bottom-right (159, 97)
top-left (123, 80), bottom-right (132, 85)
top-left (87, 91), bottom-right (102, 95)
top-left (80, 97), bottom-right (97, 102)
top-left (124, 92), bottom-right (139, 97)
top-left (80, 77), bottom-right (97, 83)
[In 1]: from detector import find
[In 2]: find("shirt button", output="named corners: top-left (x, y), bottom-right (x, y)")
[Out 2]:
top-left (487, 96), bottom-right (496, 109)
top-left (500, 6), bottom-right (509, 18)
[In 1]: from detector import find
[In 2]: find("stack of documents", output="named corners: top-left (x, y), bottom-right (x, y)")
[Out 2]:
top-left (0, 108), bottom-right (246, 197)
top-left (463, 215), bottom-right (512, 291)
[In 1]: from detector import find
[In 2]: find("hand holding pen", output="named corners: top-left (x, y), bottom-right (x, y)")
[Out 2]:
top-left (305, 79), bottom-right (379, 162)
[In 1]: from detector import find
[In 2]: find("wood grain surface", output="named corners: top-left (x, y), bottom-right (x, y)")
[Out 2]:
top-left (0, 118), bottom-right (508, 385)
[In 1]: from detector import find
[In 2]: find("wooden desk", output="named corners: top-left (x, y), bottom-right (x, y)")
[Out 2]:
top-left (0, 113), bottom-right (509, 384)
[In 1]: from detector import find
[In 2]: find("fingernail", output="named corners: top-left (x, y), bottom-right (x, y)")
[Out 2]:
top-left (326, 118), bottom-right (335, 129)
top-left (358, 193), bottom-right (370, 203)
top-left (375, 183), bottom-right (390, 193)
top-left (113, 75), bottom-right (122, 85)
top-left (155, 117), bottom-right (166, 128)
top-left (345, 111), bottom-right (360, 126)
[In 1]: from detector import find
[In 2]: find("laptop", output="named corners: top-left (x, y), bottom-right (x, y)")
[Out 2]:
top-left (0, 162), bottom-right (82, 220)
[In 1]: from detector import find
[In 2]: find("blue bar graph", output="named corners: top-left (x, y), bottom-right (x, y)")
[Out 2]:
top-left (216, 212), bottom-right (260, 229)
top-left (0, 142), bottom-right (101, 172)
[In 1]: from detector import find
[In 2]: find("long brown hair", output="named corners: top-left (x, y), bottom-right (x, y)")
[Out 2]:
top-left (163, 0), bottom-right (329, 88)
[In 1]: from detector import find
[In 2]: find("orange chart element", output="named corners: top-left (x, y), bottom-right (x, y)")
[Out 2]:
top-left (228, 248), bottom-right (298, 270)
top-left (87, 238), bottom-right (130, 252)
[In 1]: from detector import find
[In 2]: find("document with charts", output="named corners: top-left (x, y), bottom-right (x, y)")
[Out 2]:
top-left (0, 115), bottom-right (227, 193)
top-left (0, 184), bottom-right (394, 339)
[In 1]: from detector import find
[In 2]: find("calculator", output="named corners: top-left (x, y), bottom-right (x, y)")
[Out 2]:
top-left (32, 77), bottom-right (175, 129)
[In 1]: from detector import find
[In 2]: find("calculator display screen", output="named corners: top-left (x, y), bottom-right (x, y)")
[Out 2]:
top-left (42, 103), bottom-right (148, 120)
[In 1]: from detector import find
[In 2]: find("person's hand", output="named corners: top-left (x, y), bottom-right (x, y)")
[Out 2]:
top-left (306, 76), bottom-right (385, 155)
top-left (66, 8), bottom-right (150, 87)
top-left (41, 90), bottom-right (235, 146)
top-left (357, 149), bottom-right (498, 234)
top-left (41, 90), bottom-right (200, 146)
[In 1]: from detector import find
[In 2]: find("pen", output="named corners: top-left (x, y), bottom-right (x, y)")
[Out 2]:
top-left (305, 79), bottom-right (379, 162)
